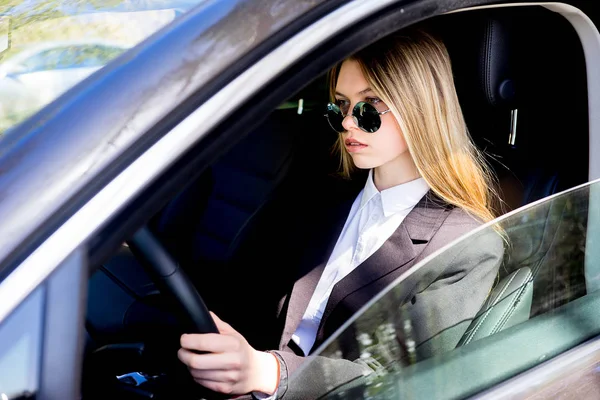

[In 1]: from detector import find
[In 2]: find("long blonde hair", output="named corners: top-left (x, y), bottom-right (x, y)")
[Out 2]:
top-left (329, 29), bottom-right (500, 222)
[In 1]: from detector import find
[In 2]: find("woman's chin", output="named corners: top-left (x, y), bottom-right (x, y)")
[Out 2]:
top-left (351, 157), bottom-right (377, 170)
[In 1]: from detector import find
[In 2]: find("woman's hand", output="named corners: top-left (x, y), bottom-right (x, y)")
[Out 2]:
top-left (178, 312), bottom-right (279, 396)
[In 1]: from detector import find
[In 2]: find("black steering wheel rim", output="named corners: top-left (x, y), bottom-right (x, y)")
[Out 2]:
top-left (127, 226), bottom-right (218, 334)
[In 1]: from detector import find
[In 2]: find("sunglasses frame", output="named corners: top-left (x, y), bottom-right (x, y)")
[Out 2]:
top-left (324, 101), bottom-right (391, 133)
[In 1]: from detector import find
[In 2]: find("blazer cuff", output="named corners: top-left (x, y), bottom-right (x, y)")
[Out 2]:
top-left (252, 351), bottom-right (282, 400)
top-left (267, 351), bottom-right (289, 399)
top-left (252, 390), bottom-right (278, 400)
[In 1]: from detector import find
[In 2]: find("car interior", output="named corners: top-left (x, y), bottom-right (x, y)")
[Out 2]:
top-left (80, 4), bottom-right (591, 399)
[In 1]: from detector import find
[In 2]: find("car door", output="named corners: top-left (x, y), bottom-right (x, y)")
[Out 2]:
top-left (295, 178), bottom-right (600, 399)
top-left (0, 1), bottom-right (405, 398)
top-left (0, 0), bottom-right (599, 399)
top-left (0, 249), bottom-right (87, 400)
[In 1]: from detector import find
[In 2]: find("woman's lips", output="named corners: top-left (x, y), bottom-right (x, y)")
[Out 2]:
top-left (345, 138), bottom-right (367, 153)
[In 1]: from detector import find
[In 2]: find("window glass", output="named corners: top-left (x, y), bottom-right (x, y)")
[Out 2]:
top-left (0, 0), bottom-right (205, 135)
top-left (297, 180), bottom-right (595, 399)
top-left (0, 287), bottom-right (44, 400)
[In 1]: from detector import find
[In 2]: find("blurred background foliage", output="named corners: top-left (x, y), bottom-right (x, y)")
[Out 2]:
top-left (0, 0), bottom-right (188, 133)
top-left (0, 0), bottom-right (182, 57)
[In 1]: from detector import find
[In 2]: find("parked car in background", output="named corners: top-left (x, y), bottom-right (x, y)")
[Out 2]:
top-left (0, 0), bottom-right (599, 399)
top-left (0, 40), bottom-right (128, 123)
top-left (0, 2), bottom-right (185, 133)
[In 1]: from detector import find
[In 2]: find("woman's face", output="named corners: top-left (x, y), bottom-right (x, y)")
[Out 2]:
top-left (335, 59), bottom-right (410, 171)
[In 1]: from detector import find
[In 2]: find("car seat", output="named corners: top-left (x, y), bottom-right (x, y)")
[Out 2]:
top-left (433, 7), bottom-right (589, 346)
top-left (434, 7), bottom-right (588, 212)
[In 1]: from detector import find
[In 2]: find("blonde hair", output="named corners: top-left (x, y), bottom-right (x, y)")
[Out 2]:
top-left (329, 29), bottom-right (500, 222)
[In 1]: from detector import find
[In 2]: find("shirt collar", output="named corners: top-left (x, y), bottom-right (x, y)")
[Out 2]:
top-left (359, 169), bottom-right (380, 209)
top-left (360, 169), bottom-right (430, 217)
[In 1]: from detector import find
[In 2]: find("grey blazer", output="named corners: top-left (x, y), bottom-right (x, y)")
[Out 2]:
top-left (269, 192), bottom-right (504, 400)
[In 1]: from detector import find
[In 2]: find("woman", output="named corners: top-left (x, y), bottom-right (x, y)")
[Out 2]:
top-left (177, 28), bottom-right (504, 399)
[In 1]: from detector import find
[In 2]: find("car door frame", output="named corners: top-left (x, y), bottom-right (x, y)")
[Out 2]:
top-left (0, 248), bottom-right (87, 400)
top-left (0, 0), bottom-right (497, 330)
top-left (1, 1), bottom-right (599, 399)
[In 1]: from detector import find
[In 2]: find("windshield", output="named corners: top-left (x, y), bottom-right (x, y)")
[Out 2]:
top-left (0, 0), bottom-right (205, 135)
top-left (293, 179), bottom-right (597, 399)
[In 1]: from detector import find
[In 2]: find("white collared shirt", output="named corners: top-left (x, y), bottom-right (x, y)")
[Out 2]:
top-left (291, 170), bottom-right (430, 355)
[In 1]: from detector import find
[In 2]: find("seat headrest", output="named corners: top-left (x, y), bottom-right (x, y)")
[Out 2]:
top-left (433, 11), bottom-right (518, 111)
top-left (477, 17), bottom-right (518, 109)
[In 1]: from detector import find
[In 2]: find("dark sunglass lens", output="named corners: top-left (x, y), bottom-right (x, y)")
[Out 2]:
top-left (326, 102), bottom-right (345, 132)
top-left (355, 102), bottom-right (381, 133)
top-left (335, 99), bottom-right (350, 116)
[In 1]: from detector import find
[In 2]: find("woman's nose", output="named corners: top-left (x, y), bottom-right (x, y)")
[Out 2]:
top-left (341, 114), bottom-right (358, 131)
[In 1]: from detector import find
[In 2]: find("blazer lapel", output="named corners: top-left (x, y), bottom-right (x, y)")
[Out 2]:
top-left (278, 195), bottom-right (355, 350)
top-left (402, 192), bottom-right (452, 242)
top-left (314, 192), bottom-right (450, 346)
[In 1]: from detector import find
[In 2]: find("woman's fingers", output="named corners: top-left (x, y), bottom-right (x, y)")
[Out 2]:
top-left (178, 347), bottom-right (242, 371)
top-left (178, 314), bottom-right (263, 395)
top-left (210, 311), bottom-right (240, 336)
top-left (188, 367), bottom-right (240, 382)
top-left (180, 333), bottom-right (239, 353)
top-left (209, 311), bottom-right (222, 324)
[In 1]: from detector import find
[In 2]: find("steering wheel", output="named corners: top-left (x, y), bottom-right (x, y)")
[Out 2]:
top-left (127, 225), bottom-right (219, 335)
top-left (81, 226), bottom-right (222, 400)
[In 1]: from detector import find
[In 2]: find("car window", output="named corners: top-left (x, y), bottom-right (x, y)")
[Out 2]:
top-left (296, 180), bottom-right (595, 399)
top-left (0, 287), bottom-right (44, 400)
top-left (0, 0), bottom-right (205, 136)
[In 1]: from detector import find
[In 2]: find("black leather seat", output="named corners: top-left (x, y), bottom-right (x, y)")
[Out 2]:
top-left (435, 7), bottom-right (588, 212)
top-left (151, 109), bottom-right (301, 309)
top-left (434, 7), bottom-right (589, 345)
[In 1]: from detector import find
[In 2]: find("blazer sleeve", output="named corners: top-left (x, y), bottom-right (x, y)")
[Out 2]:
top-left (266, 351), bottom-right (370, 400)
top-left (272, 221), bottom-right (504, 399)
top-left (397, 223), bottom-right (505, 361)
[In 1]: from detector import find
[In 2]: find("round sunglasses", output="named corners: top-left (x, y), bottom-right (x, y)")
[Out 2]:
top-left (324, 101), bottom-right (391, 133)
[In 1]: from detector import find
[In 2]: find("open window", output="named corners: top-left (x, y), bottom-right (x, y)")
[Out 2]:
top-left (79, 3), bottom-right (595, 399)
top-left (0, 1), bottom-right (592, 400)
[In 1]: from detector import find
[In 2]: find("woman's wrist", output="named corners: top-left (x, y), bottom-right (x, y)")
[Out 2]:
top-left (252, 350), bottom-right (280, 395)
